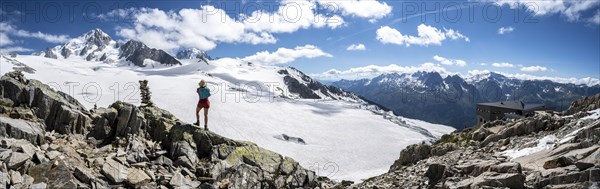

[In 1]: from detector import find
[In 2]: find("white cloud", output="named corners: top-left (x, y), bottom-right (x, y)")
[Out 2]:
top-left (111, 1), bottom-right (345, 52)
top-left (498, 26), bottom-right (514, 34)
top-left (480, 63), bottom-right (488, 66)
top-left (0, 22), bottom-right (69, 43)
top-left (0, 33), bottom-right (13, 46)
top-left (242, 45), bottom-right (332, 65)
top-left (489, 0), bottom-right (600, 23)
top-left (0, 46), bottom-right (33, 54)
top-left (243, 0), bottom-right (345, 33)
top-left (491, 62), bottom-right (515, 68)
top-left (376, 24), bottom-right (469, 47)
top-left (590, 10), bottom-right (600, 25)
top-left (467, 69), bottom-right (599, 86)
top-left (310, 63), bottom-right (449, 80)
top-left (433, 55), bottom-right (467, 67)
top-left (317, 0), bottom-right (392, 22)
top-left (520, 65), bottom-right (548, 72)
top-left (346, 43), bottom-right (366, 51)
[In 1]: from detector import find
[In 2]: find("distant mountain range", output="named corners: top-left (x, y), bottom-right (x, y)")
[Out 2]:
top-left (331, 71), bottom-right (600, 129)
top-left (33, 28), bottom-right (210, 68)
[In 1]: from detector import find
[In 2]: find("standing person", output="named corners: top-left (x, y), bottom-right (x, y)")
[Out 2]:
top-left (195, 80), bottom-right (211, 130)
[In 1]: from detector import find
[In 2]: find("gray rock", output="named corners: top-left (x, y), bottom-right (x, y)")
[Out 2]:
top-left (490, 162), bottom-right (522, 174)
top-left (9, 170), bottom-right (22, 185)
top-left (474, 172), bottom-right (525, 189)
top-left (390, 143), bottom-right (431, 171)
top-left (6, 152), bottom-right (30, 170)
top-left (29, 182), bottom-right (47, 189)
top-left (425, 163), bottom-right (445, 185)
top-left (0, 116), bottom-right (45, 145)
top-left (28, 160), bottom-right (77, 189)
top-left (126, 168), bottom-right (151, 188)
top-left (74, 166), bottom-right (94, 184)
top-left (0, 172), bottom-right (8, 188)
top-left (543, 156), bottom-right (576, 169)
top-left (101, 159), bottom-right (128, 184)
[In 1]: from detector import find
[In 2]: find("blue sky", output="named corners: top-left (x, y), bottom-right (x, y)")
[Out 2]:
top-left (1, 0), bottom-right (599, 83)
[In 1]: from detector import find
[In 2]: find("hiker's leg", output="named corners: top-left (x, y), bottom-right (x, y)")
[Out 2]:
top-left (203, 108), bottom-right (208, 127)
top-left (195, 105), bottom-right (200, 122)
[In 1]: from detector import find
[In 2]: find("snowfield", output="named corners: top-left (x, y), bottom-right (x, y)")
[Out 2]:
top-left (1, 55), bottom-right (455, 182)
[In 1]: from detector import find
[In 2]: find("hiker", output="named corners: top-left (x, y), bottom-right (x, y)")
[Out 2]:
top-left (195, 80), bottom-right (211, 130)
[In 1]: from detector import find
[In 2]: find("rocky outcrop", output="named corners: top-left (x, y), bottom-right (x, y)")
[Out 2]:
top-left (358, 94), bottom-right (600, 189)
top-left (564, 93), bottom-right (600, 115)
top-left (0, 71), bottom-right (91, 140)
top-left (0, 71), bottom-right (336, 189)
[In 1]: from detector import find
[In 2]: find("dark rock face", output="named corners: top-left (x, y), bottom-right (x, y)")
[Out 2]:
top-left (0, 72), bottom-right (337, 189)
top-left (42, 48), bottom-right (58, 59)
top-left (280, 67), bottom-right (358, 100)
top-left (119, 40), bottom-right (182, 67)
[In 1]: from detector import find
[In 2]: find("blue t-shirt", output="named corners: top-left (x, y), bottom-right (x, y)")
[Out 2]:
top-left (198, 87), bottom-right (211, 99)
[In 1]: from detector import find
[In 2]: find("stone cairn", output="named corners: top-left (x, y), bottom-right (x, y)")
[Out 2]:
top-left (139, 80), bottom-right (153, 107)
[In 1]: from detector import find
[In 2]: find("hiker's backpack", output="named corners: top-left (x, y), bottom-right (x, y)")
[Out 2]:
top-left (198, 87), bottom-right (211, 99)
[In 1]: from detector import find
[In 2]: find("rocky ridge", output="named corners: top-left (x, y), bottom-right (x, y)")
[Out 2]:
top-left (0, 71), bottom-right (338, 189)
top-left (355, 93), bottom-right (600, 188)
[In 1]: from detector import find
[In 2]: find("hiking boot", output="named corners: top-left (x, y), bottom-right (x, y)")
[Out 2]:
top-left (193, 121), bottom-right (200, 126)
top-left (204, 125), bottom-right (208, 131)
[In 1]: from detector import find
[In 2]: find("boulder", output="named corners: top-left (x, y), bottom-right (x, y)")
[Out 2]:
top-left (28, 160), bottom-right (77, 189)
top-left (74, 166), bottom-right (94, 184)
top-left (101, 159), bottom-right (128, 184)
top-left (473, 172), bottom-right (525, 189)
top-left (544, 156), bottom-right (576, 169)
top-left (0, 172), bottom-right (8, 188)
top-left (126, 168), bottom-right (151, 188)
top-left (9, 170), bottom-right (22, 185)
top-left (490, 162), bottom-right (522, 174)
top-left (425, 163), bottom-right (446, 185)
top-left (390, 143), bottom-right (431, 171)
top-left (0, 116), bottom-right (45, 145)
top-left (6, 152), bottom-right (30, 170)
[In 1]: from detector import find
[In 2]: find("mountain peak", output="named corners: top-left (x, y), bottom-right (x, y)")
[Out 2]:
top-left (76, 28), bottom-right (112, 47)
top-left (176, 48), bottom-right (210, 60)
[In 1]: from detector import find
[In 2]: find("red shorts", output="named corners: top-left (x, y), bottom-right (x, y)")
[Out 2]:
top-left (197, 99), bottom-right (210, 109)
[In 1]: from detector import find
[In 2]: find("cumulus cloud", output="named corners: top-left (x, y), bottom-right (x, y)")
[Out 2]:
top-left (0, 22), bottom-right (69, 43)
top-left (376, 24), bottom-right (469, 47)
top-left (346, 43), bottom-right (366, 51)
top-left (433, 55), bottom-right (467, 67)
top-left (520, 65), bottom-right (548, 72)
top-left (491, 62), bottom-right (515, 68)
top-left (0, 33), bottom-right (13, 46)
top-left (317, 0), bottom-right (392, 22)
top-left (242, 45), bottom-right (332, 65)
top-left (488, 0), bottom-right (600, 24)
top-left (498, 26), bottom-right (514, 34)
top-left (309, 63), bottom-right (449, 80)
top-left (109, 1), bottom-right (346, 52)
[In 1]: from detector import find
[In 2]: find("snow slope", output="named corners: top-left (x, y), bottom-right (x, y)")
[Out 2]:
top-left (0, 55), bottom-right (455, 182)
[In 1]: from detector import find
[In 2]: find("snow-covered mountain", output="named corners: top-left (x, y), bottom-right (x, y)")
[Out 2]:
top-left (0, 29), bottom-right (456, 182)
top-left (176, 48), bottom-right (211, 61)
top-left (35, 28), bottom-right (181, 67)
top-left (331, 71), bottom-right (600, 129)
